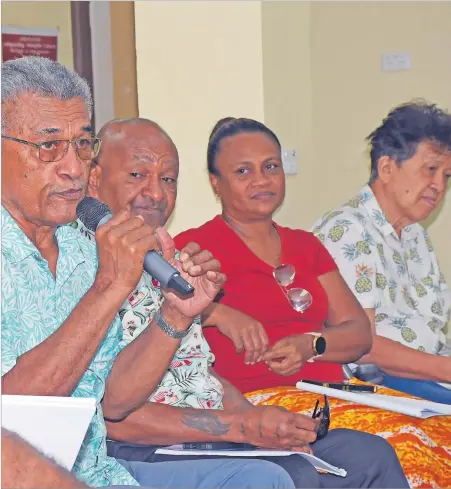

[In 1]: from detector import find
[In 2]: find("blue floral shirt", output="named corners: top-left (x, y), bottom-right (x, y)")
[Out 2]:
top-left (1, 206), bottom-right (137, 487)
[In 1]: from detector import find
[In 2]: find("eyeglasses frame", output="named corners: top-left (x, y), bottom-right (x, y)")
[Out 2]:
top-left (1, 135), bottom-right (102, 162)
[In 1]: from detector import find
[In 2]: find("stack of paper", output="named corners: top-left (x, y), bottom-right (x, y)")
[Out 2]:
top-left (296, 381), bottom-right (451, 418)
top-left (2, 395), bottom-right (96, 470)
top-left (155, 446), bottom-right (347, 477)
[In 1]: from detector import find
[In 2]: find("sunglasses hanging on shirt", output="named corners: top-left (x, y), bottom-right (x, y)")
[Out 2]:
top-left (273, 264), bottom-right (313, 313)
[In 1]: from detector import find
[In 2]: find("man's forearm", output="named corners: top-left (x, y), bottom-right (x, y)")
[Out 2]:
top-left (2, 429), bottom-right (87, 489)
top-left (210, 367), bottom-right (253, 411)
top-left (2, 281), bottom-right (128, 397)
top-left (103, 304), bottom-right (194, 420)
top-left (106, 402), bottom-right (246, 445)
top-left (357, 335), bottom-right (451, 382)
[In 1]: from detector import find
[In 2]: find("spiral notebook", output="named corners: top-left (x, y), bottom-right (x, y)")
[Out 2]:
top-left (1, 395), bottom-right (96, 470)
top-left (296, 381), bottom-right (451, 418)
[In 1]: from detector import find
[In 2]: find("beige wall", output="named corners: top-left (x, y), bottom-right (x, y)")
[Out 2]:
top-left (135, 1), bottom-right (451, 286)
top-left (308, 1), bottom-right (451, 284)
top-left (2, 1), bottom-right (73, 68)
top-left (134, 0), bottom-right (265, 233)
top-left (262, 1), bottom-right (315, 228)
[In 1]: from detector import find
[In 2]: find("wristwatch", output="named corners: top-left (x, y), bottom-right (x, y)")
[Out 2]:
top-left (305, 332), bottom-right (327, 362)
top-left (154, 312), bottom-right (191, 339)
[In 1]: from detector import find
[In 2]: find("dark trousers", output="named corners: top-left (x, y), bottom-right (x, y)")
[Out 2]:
top-left (107, 428), bottom-right (409, 488)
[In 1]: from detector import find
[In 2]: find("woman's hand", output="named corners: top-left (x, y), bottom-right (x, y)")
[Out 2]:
top-left (262, 335), bottom-right (314, 376)
top-left (212, 306), bottom-right (269, 365)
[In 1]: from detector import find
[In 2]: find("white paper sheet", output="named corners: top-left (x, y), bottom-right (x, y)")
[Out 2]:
top-left (296, 382), bottom-right (451, 418)
top-left (2, 395), bottom-right (96, 470)
top-left (155, 446), bottom-right (347, 477)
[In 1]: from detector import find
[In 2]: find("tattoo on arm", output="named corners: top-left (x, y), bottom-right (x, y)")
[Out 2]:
top-left (259, 423), bottom-right (263, 440)
top-left (240, 421), bottom-right (246, 437)
top-left (181, 412), bottom-right (231, 436)
top-left (276, 426), bottom-right (281, 441)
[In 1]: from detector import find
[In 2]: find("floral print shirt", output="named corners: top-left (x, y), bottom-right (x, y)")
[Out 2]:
top-left (72, 220), bottom-right (224, 410)
top-left (1, 207), bottom-right (137, 487)
top-left (310, 185), bottom-right (451, 354)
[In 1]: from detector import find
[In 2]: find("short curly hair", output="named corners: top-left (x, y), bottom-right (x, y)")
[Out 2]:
top-left (367, 100), bottom-right (451, 183)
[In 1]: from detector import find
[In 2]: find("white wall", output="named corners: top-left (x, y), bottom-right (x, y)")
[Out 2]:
top-left (89, 1), bottom-right (114, 130)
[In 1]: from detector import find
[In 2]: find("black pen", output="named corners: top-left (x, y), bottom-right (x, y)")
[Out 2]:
top-left (182, 442), bottom-right (258, 450)
top-left (300, 380), bottom-right (377, 393)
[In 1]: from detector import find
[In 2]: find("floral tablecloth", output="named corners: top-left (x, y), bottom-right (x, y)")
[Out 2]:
top-left (245, 383), bottom-right (451, 488)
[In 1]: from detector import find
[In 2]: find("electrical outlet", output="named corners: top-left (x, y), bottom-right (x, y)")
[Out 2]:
top-left (282, 148), bottom-right (297, 175)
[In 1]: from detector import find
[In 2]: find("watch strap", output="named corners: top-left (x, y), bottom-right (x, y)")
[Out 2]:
top-left (305, 332), bottom-right (326, 363)
top-left (154, 312), bottom-right (190, 339)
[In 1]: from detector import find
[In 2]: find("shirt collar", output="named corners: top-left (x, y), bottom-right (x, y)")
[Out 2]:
top-left (1, 206), bottom-right (88, 264)
top-left (358, 184), bottom-right (397, 236)
top-left (75, 218), bottom-right (95, 238)
top-left (358, 184), bottom-right (423, 240)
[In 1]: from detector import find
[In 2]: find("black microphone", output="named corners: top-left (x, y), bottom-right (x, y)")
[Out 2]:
top-left (76, 197), bottom-right (194, 297)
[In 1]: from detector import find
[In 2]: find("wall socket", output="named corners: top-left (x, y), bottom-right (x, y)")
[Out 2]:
top-left (282, 148), bottom-right (298, 175)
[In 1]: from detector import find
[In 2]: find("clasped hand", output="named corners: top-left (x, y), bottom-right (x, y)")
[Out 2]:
top-left (214, 309), bottom-right (314, 374)
top-left (262, 335), bottom-right (314, 376)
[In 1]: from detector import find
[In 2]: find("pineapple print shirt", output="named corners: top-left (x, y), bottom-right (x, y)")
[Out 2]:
top-left (73, 219), bottom-right (224, 410)
top-left (1, 207), bottom-right (137, 487)
top-left (311, 185), bottom-right (450, 354)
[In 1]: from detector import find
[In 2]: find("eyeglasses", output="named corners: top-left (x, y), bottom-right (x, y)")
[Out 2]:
top-left (312, 394), bottom-right (330, 441)
top-left (1, 135), bottom-right (101, 162)
top-left (273, 264), bottom-right (313, 313)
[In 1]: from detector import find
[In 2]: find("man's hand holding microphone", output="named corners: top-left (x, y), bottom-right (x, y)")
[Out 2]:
top-left (77, 197), bottom-right (226, 331)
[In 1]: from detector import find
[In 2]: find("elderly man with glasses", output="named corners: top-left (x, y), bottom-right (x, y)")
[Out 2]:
top-left (73, 117), bottom-right (409, 489)
top-left (1, 56), bottom-right (298, 489)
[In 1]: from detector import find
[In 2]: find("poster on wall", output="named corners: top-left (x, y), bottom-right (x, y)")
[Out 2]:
top-left (2, 25), bottom-right (58, 62)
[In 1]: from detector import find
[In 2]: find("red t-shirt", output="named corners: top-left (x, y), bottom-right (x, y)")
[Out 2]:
top-left (175, 215), bottom-right (344, 393)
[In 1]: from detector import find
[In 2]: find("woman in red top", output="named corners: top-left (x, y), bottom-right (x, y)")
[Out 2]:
top-left (175, 117), bottom-right (372, 393)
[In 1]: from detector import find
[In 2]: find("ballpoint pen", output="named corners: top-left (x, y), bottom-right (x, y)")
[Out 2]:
top-left (301, 380), bottom-right (377, 393)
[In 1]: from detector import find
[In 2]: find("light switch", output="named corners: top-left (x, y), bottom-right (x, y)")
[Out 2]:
top-left (282, 148), bottom-right (297, 175)
top-left (381, 52), bottom-right (411, 72)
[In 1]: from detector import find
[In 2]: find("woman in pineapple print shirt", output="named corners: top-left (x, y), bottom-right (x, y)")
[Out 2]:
top-left (311, 101), bottom-right (451, 403)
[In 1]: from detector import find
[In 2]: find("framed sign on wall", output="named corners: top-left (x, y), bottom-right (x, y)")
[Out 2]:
top-left (2, 25), bottom-right (58, 62)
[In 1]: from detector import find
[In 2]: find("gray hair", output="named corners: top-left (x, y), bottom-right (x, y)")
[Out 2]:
top-left (1, 56), bottom-right (92, 131)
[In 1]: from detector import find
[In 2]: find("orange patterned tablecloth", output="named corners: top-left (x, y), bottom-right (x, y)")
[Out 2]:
top-left (245, 384), bottom-right (451, 488)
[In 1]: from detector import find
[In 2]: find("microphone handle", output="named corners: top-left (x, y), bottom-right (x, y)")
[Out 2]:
top-left (143, 251), bottom-right (194, 296)
top-left (96, 214), bottom-right (194, 297)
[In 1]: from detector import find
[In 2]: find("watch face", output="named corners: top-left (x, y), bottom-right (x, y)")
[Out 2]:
top-left (316, 336), bottom-right (327, 355)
